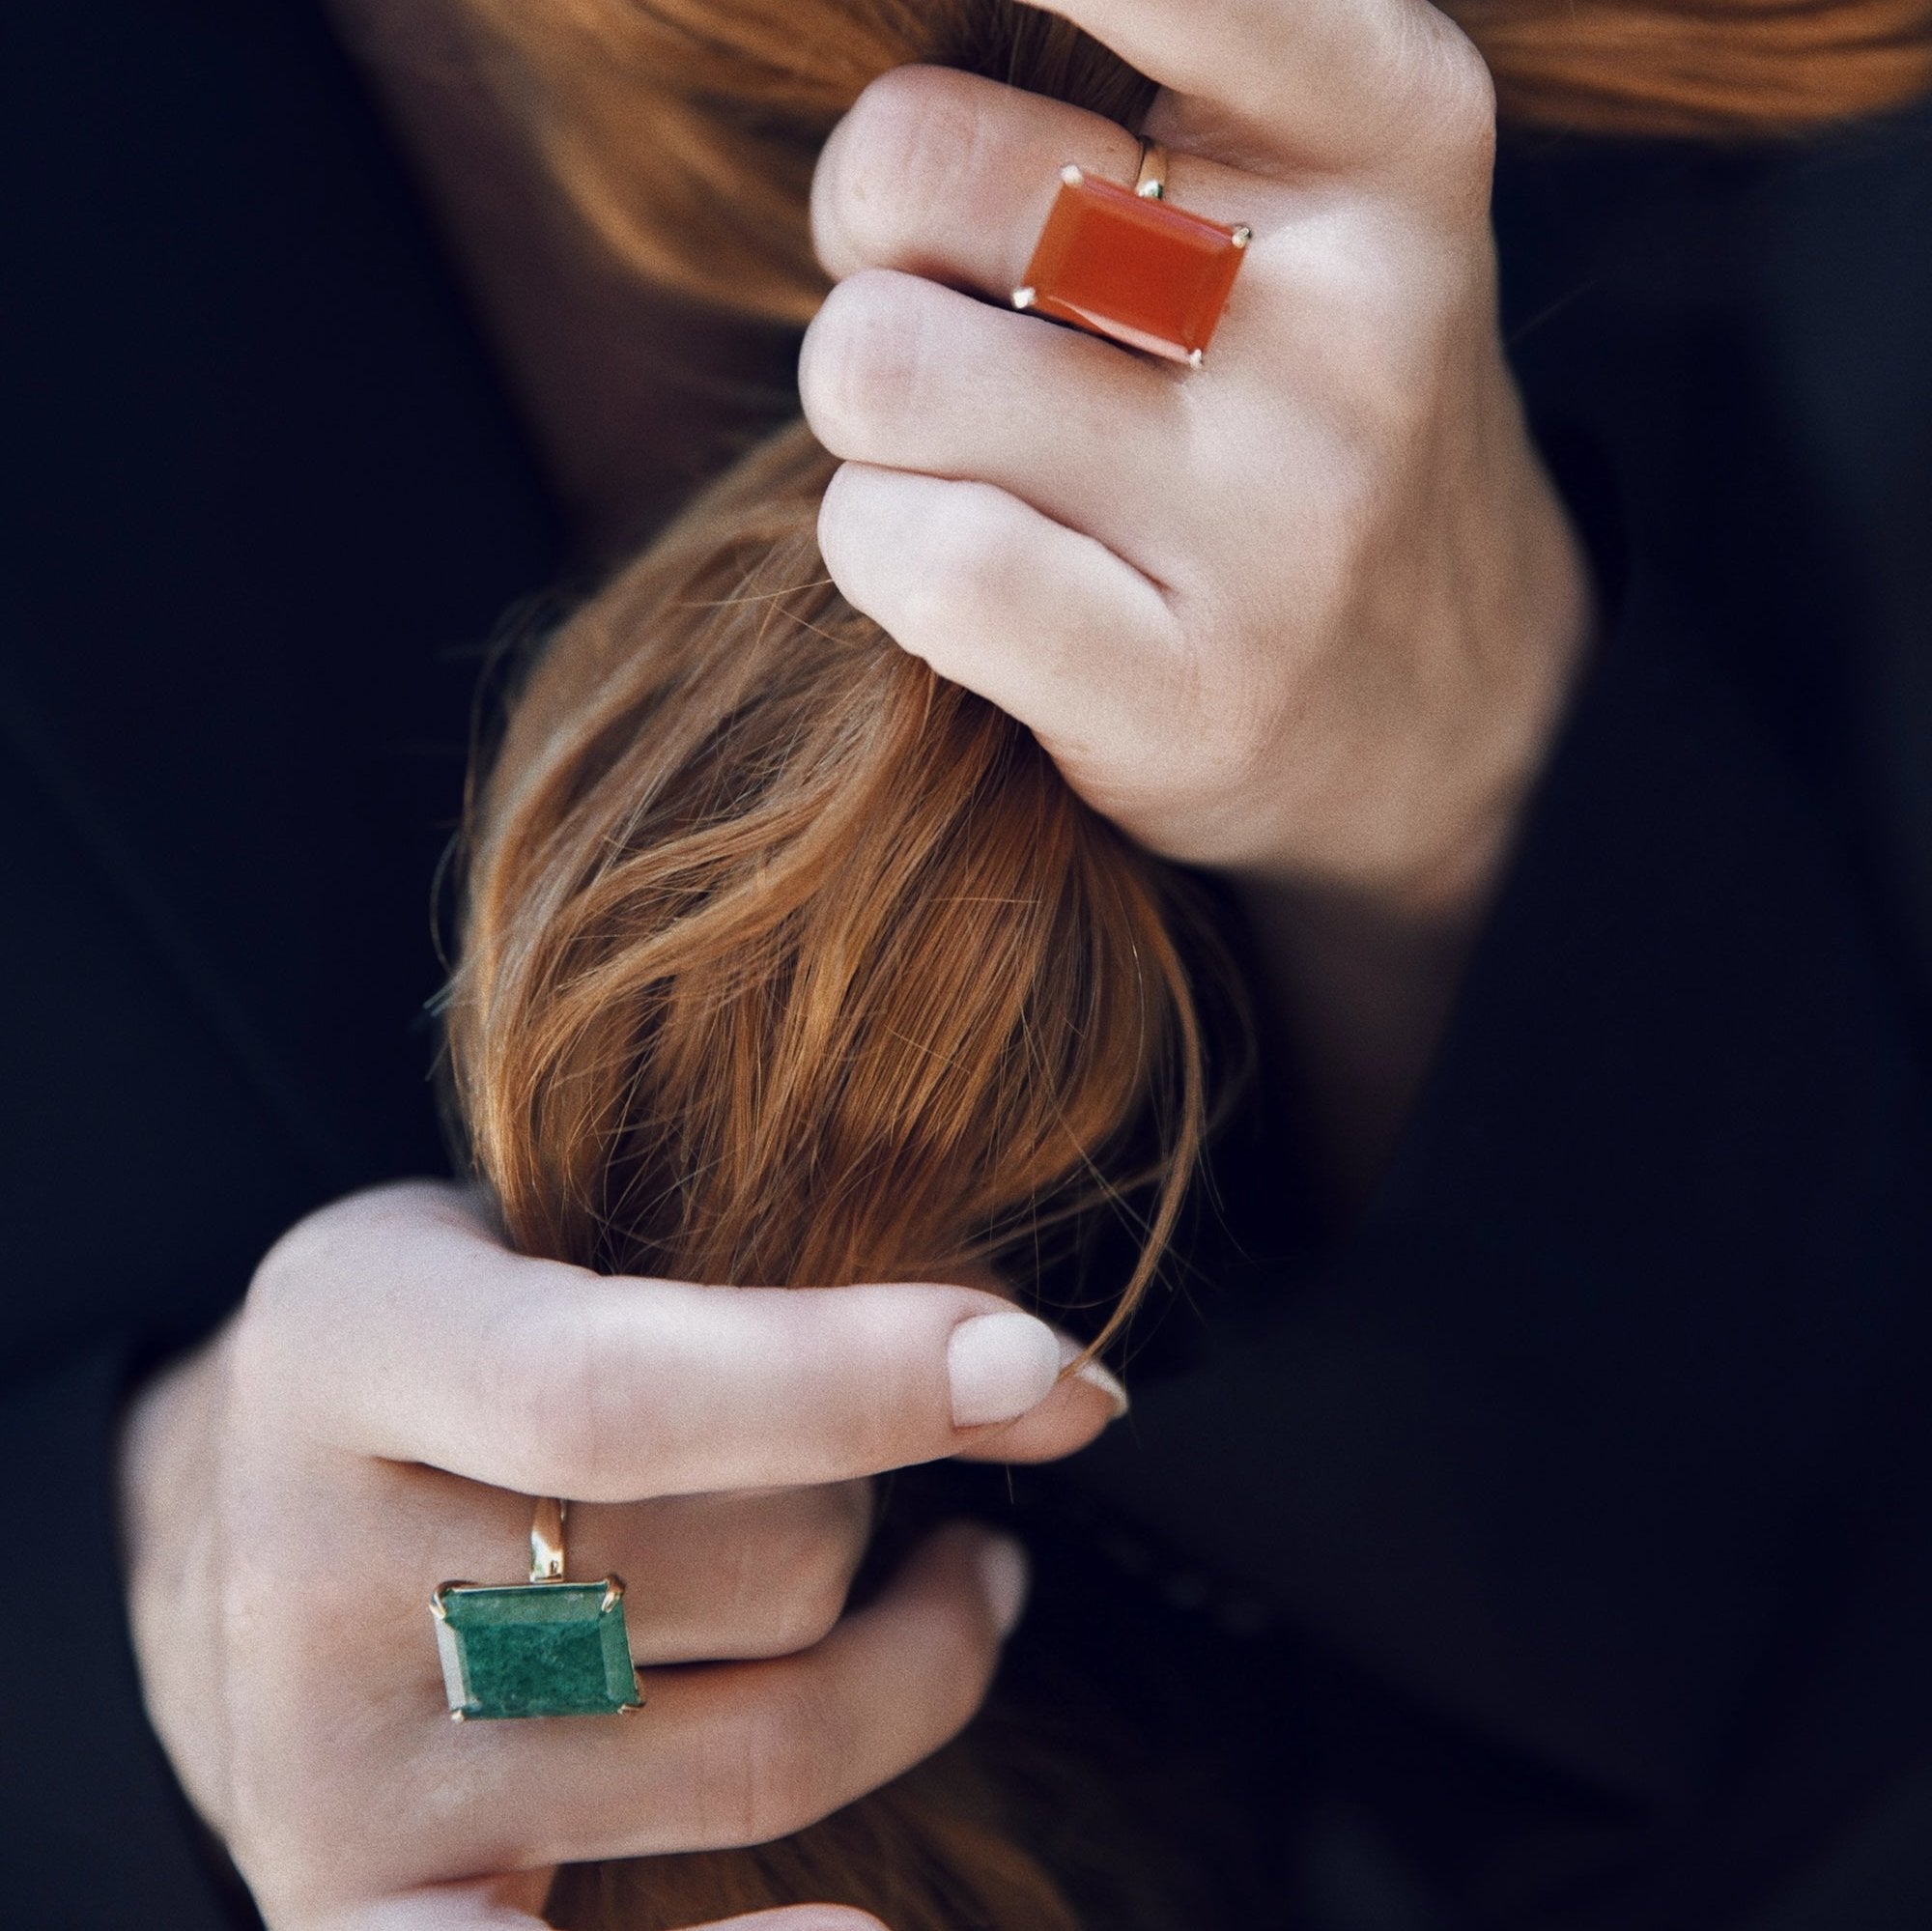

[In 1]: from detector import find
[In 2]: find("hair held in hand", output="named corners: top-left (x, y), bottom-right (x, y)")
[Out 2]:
top-left (453, 422), bottom-right (1205, 1312)
top-left (445, 234), bottom-right (1210, 1931)
top-left (459, 0), bottom-right (1932, 331)
top-left (444, 2), bottom-right (1931, 1924)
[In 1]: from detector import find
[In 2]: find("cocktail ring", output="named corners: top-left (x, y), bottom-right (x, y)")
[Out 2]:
top-left (432, 1497), bottom-right (644, 1719)
top-left (1012, 136), bottom-right (1250, 367)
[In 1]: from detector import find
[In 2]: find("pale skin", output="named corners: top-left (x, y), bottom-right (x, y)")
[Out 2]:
top-left (805, 13), bottom-right (1592, 1191)
top-left (123, 1182), bottom-right (1122, 1931)
top-left (121, 0), bottom-right (1593, 1924)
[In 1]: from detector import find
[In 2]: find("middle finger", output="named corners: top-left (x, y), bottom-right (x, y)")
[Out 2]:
top-left (800, 269), bottom-right (1184, 571)
top-left (572, 1485), bottom-right (874, 1665)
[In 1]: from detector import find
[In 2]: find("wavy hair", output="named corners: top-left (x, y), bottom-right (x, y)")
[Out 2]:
top-left (443, 1), bottom-right (1932, 1923)
top-left (455, 0), bottom-right (1932, 327)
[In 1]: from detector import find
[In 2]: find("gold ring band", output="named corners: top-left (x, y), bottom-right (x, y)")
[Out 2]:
top-left (530, 1494), bottom-right (567, 1582)
top-left (1133, 136), bottom-right (1168, 201)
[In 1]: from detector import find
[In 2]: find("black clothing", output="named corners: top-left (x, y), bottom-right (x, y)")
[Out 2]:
top-left (4, 5), bottom-right (1930, 1927)
top-left (2, 5), bottom-right (555, 1919)
top-left (1069, 123), bottom-right (1932, 1927)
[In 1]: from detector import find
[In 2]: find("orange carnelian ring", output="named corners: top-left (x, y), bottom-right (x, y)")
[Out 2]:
top-left (1013, 164), bottom-right (1250, 367)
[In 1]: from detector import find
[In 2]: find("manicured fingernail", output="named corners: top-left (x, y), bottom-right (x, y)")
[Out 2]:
top-left (1073, 1355), bottom-right (1130, 1417)
top-left (948, 1311), bottom-right (1064, 1428)
top-left (977, 1534), bottom-right (1031, 1637)
top-left (1054, 1331), bottom-right (1129, 1416)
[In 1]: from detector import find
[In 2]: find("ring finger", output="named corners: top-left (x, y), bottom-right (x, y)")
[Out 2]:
top-left (339, 1462), bottom-right (876, 1672)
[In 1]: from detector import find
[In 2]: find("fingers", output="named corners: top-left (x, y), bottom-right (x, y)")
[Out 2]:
top-left (816, 463), bottom-right (1182, 771)
top-left (573, 1485), bottom-right (873, 1664)
top-left (801, 270), bottom-right (1183, 569)
top-left (455, 1526), bottom-right (1026, 1870)
top-left (813, 68), bottom-right (1254, 297)
top-left (244, 1182), bottom-right (1120, 1500)
top-left (281, 1464), bottom-right (873, 1679)
top-left (1015, 0), bottom-right (1492, 172)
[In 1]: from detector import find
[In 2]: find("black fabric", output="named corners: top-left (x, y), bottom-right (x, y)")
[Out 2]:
top-left (1067, 107), bottom-right (1932, 1930)
top-left (4, 5), bottom-right (1931, 1928)
top-left (0, 4), bottom-right (555, 1923)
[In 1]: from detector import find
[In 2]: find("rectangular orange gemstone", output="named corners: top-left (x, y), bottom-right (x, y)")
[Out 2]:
top-left (1016, 169), bottom-right (1246, 365)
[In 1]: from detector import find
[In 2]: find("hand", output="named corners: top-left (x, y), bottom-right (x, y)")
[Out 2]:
top-left (119, 1180), bottom-right (1121, 1930)
top-left (802, 1), bottom-right (1593, 923)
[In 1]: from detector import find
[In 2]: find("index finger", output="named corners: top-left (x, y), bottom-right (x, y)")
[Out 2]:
top-left (1019, 0), bottom-right (1492, 175)
top-left (243, 1182), bottom-right (1121, 1499)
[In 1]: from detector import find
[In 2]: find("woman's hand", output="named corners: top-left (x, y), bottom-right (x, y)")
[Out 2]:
top-left (806, 2), bottom-right (1589, 913)
top-left (801, 2), bottom-right (1595, 1180)
top-left (120, 1180), bottom-right (1119, 1930)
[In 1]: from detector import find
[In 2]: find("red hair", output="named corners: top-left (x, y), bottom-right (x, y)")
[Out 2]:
top-left (443, 3), bottom-right (1930, 1922)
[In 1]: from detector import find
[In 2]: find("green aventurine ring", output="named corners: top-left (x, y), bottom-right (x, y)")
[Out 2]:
top-left (432, 1497), bottom-right (644, 1720)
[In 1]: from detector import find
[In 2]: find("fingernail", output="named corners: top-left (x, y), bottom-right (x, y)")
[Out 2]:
top-left (977, 1534), bottom-right (1031, 1637)
top-left (1073, 1354), bottom-right (1130, 1418)
top-left (948, 1311), bottom-right (1063, 1428)
top-left (1054, 1331), bottom-right (1129, 1417)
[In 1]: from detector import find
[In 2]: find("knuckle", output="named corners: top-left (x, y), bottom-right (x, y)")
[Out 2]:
top-left (729, 1497), bottom-right (863, 1657)
top-left (801, 271), bottom-right (931, 446)
top-left (1177, 643), bottom-right (1287, 797)
top-left (244, 1206), bottom-right (337, 1320)
top-left (242, 1180), bottom-right (448, 1338)
top-left (910, 486), bottom-right (1021, 629)
top-left (233, 1212), bottom-right (348, 1399)
top-left (819, 66), bottom-right (980, 270)
top-left (1408, 22), bottom-right (1497, 170)
top-left (716, 1685), bottom-right (851, 1845)
top-left (908, 1576), bottom-right (1001, 1733)
top-left (751, 1584), bottom-right (847, 1660)
top-left (816, 463), bottom-right (867, 579)
top-left (484, 1296), bottom-right (641, 1494)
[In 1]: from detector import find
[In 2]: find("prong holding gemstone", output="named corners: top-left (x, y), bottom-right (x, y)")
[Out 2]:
top-left (1012, 286), bottom-right (1036, 310)
top-left (1188, 348), bottom-right (1205, 369)
top-left (600, 1576), bottom-right (625, 1613)
top-left (450, 1708), bottom-right (469, 1722)
top-left (1232, 225), bottom-right (1252, 248)
top-left (1060, 164), bottom-right (1083, 187)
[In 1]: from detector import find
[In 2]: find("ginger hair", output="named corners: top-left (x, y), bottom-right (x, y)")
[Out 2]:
top-left (448, 425), bottom-right (1209, 1931)
top-left (452, 0), bottom-right (1932, 328)
top-left (443, 1), bottom-right (1931, 1924)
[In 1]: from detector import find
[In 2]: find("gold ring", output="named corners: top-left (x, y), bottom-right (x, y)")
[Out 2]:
top-left (1011, 142), bottom-right (1251, 367)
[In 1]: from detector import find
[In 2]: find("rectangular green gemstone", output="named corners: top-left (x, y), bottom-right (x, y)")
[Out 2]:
top-left (435, 1581), bottom-right (640, 1719)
